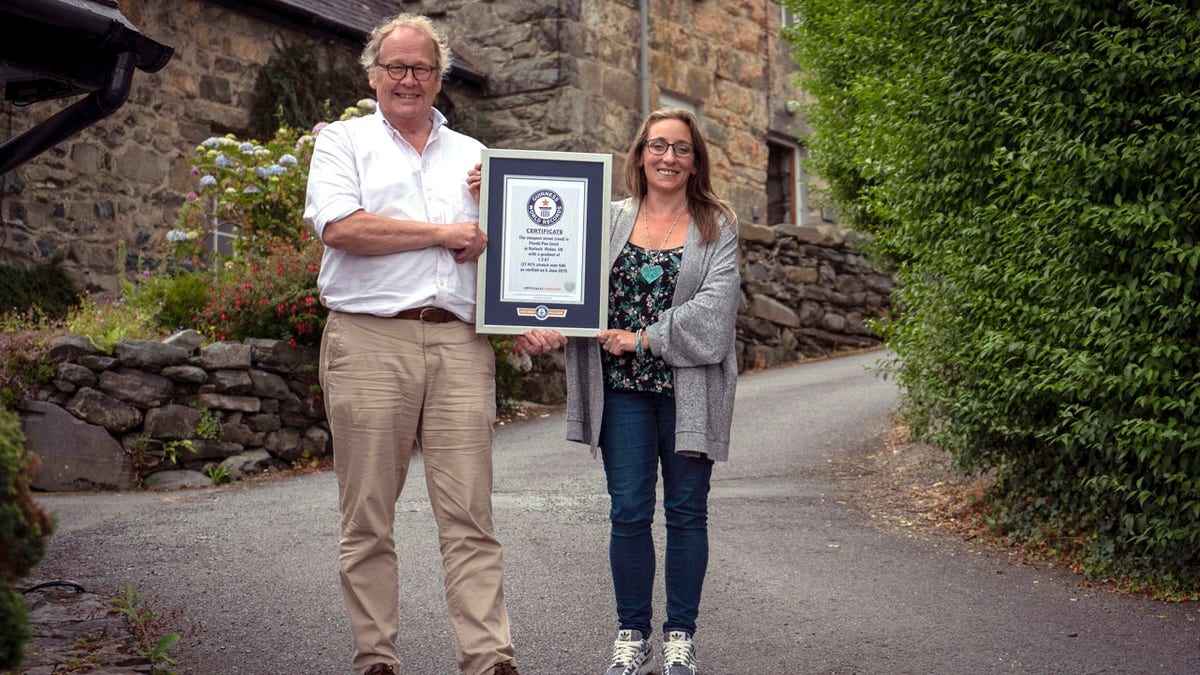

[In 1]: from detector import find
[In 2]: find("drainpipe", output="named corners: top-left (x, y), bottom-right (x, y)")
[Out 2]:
top-left (639, 0), bottom-right (650, 117)
top-left (0, 51), bottom-right (138, 175)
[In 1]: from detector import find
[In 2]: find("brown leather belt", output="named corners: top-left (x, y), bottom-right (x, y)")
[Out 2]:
top-left (392, 306), bottom-right (461, 323)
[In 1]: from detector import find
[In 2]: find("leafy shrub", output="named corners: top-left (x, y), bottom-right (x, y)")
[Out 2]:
top-left (0, 260), bottom-right (79, 319)
top-left (0, 313), bottom-right (58, 410)
top-left (124, 269), bottom-right (212, 333)
top-left (172, 128), bottom-right (314, 258)
top-left (786, 0), bottom-right (1200, 592)
top-left (193, 235), bottom-right (326, 346)
top-left (248, 39), bottom-right (372, 138)
top-left (0, 407), bottom-right (54, 670)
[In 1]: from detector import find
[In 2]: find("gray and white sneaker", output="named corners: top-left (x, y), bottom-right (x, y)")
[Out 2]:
top-left (662, 630), bottom-right (699, 675)
top-left (604, 629), bottom-right (653, 675)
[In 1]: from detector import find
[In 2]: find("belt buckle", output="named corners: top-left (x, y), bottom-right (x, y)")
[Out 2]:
top-left (418, 307), bottom-right (438, 322)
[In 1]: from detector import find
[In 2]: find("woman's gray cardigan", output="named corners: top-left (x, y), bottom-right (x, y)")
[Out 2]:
top-left (564, 197), bottom-right (741, 461)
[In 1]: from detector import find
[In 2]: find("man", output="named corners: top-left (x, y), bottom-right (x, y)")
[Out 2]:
top-left (303, 13), bottom-right (519, 675)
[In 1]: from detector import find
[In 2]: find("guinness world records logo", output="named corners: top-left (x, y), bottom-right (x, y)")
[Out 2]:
top-left (527, 189), bottom-right (564, 226)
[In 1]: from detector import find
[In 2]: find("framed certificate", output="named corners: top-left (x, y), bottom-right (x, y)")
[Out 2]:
top-left (475, 149), bottom-right (612, 336)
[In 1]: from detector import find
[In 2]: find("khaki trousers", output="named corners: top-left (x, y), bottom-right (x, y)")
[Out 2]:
top-left (319, 312), bottom-right (514, 675)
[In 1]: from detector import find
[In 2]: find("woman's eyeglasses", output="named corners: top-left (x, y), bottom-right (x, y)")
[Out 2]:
top-left (644, 138), bottom-right (694, 158)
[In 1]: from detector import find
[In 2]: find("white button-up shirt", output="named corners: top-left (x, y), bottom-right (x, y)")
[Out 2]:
top-left (303, 108), bottom-right (484, 320)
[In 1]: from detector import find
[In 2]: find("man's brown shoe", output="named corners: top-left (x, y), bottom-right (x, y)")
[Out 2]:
top-left (364, 665), bottom-right (396, 675)
top-left (492, 662), bottom-right (520, 675)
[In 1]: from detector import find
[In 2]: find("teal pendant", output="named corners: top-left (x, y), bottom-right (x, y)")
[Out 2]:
top-left (640, 264), bottom-right (663, 283)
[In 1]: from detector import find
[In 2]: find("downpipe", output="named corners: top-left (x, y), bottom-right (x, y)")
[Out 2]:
top-left (0, 50), bottom-right (136, 175)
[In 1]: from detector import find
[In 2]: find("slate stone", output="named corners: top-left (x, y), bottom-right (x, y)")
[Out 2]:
top-left (21, 401), bottom-right (137, 491)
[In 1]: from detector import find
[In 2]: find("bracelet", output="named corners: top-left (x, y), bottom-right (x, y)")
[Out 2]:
top-left (635, 328), bottom-right (644, 358)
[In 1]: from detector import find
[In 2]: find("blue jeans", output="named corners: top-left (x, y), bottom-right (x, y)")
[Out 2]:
top-left (599, 388), bottom-right (714, 637)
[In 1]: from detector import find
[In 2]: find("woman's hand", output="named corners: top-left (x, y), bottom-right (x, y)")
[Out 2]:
top-left (514, 328), bottom-right (568, 355)
top-left (597, 329), bottom-right (640, 355)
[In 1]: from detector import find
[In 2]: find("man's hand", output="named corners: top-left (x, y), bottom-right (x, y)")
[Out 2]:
top-left (444, 221), bottom-right (488, 263)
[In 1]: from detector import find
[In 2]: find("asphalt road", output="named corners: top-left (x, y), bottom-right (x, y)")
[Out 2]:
top-left (31, 351), bottom-right (1199, 674)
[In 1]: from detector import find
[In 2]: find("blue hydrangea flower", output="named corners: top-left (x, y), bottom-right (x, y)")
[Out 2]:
top-left (254, 166), bottom-right (270, 178)
top-left (279, 154), bottom-right (298, 166)
top-left (201, 137), bottom-right (223, 149)
top-left (214, 154), bottom-right (233, 168)
top-left (243, 185), bottom-right (261, 194)
top-left (265, 164), bottom-right (286, 176)
top-left (199, 175), bottom-right (218, 186)
top-left (238, 142), bottom-right (255, 152)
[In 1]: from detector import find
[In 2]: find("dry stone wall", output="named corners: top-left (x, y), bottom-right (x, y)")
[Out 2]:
top-left (736, 222), bottom-right (892, 369)
top-left (21, 331), bottom-right (328, 491)
top-left (18, 221), bottom-right (890, 491)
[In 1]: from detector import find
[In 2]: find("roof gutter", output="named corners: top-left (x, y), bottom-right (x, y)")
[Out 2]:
top-left (0, 0), bottom-right (173, 174)
top-left (1, 51), bottom-right (136, 175)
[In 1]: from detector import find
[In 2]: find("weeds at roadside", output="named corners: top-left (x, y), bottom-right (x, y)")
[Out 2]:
top-left (108, 585), bottom-right (198, 675)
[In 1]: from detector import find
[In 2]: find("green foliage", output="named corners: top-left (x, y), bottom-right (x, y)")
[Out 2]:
top-left (64, 292), bottom-right (161, 353)
top-left (204, 464), bottom-right (230, 486)
top-left (786, 0), bottom-right (1200, 591)
top-left (0, 313), bottom-right (57, 410)
top-left (0, 408), bottom-right (54, 670)
top-left (0, 581), bottom-right (29, 670)
top-left (172, 127), bottom-right (316, 257)
top-left (0, 259), bottom-right (79, 319)
top-left (125, 269), bottom-right (212, 332)
top-left (194, 407), bottom-right (220, 441)
top-left (192, 236), bottom-right (326, 346)
top-left (109, 585), bottom-right (182, 674)
top-left (162, 440), bottom-right (195, 466)
top-left (248, 39), bottom-right (372, 138)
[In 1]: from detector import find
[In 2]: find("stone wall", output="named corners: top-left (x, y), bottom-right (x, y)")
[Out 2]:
top-left (19, 224), bottom-right (891, 491)
top-left (736, 222), bottom-right (892, 370)
top-left (21, 331), bottom-right (327, 492)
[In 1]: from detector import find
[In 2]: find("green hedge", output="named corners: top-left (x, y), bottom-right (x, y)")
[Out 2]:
top-left (0, 408), bottom-right (54, 669)
top-left (786, 0), bottom-right (1199, 591)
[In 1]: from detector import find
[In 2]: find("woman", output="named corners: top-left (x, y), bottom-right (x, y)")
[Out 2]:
top-left (516, 108), bottom-right (741, 675)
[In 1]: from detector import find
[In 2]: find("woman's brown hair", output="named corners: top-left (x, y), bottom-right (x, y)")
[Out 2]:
top-left (623, 108), bottom-right (738, 244)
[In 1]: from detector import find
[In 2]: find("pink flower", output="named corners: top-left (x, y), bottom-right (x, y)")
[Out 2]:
top-left (311, 122), bottom-right (330, 136)
top-left (186, 192), bottom-right (199, 201)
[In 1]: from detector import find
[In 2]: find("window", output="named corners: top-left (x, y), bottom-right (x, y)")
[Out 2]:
top-left (658, 92), bottom-right (697, 117)
top-left (767, 140), bottom-right (808, 226)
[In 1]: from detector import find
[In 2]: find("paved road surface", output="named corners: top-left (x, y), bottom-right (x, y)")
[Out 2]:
top-left (32, 351), bottom-right (1199, 673)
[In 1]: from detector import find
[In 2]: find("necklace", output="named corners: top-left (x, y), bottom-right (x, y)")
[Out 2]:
top-left (638, 204), bottom-right (687, 283)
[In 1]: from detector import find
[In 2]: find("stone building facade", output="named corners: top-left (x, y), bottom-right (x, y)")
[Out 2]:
top-left (1, 0), bottom-right (815, 293)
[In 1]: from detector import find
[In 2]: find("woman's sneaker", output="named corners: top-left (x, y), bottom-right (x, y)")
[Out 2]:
top-left (662, 631), bottom-right (699, 675)
top-left (605, 629), bottom-right (653, 675)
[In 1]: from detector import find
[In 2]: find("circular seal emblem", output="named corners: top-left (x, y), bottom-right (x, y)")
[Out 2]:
top-left (534, 305), bottom-right (550, 321)
top-left (527, 189), bottom-right (564, 226)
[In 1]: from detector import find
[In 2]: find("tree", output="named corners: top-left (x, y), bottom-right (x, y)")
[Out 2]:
top-left (785, 0), bottom-right (1200, 592)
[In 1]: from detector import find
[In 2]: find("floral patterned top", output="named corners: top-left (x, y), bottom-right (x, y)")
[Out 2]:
top-left (603, 240), bottom-right (683, 394)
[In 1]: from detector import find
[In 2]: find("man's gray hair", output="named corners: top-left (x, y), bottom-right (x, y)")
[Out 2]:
top-left (360, 13), bottom-right (452, 79)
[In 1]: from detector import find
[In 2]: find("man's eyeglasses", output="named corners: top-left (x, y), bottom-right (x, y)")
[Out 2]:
top-left (375, 62), bottom-right (436, 82)
top-left (644, 138), bottom-right (694, 158)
